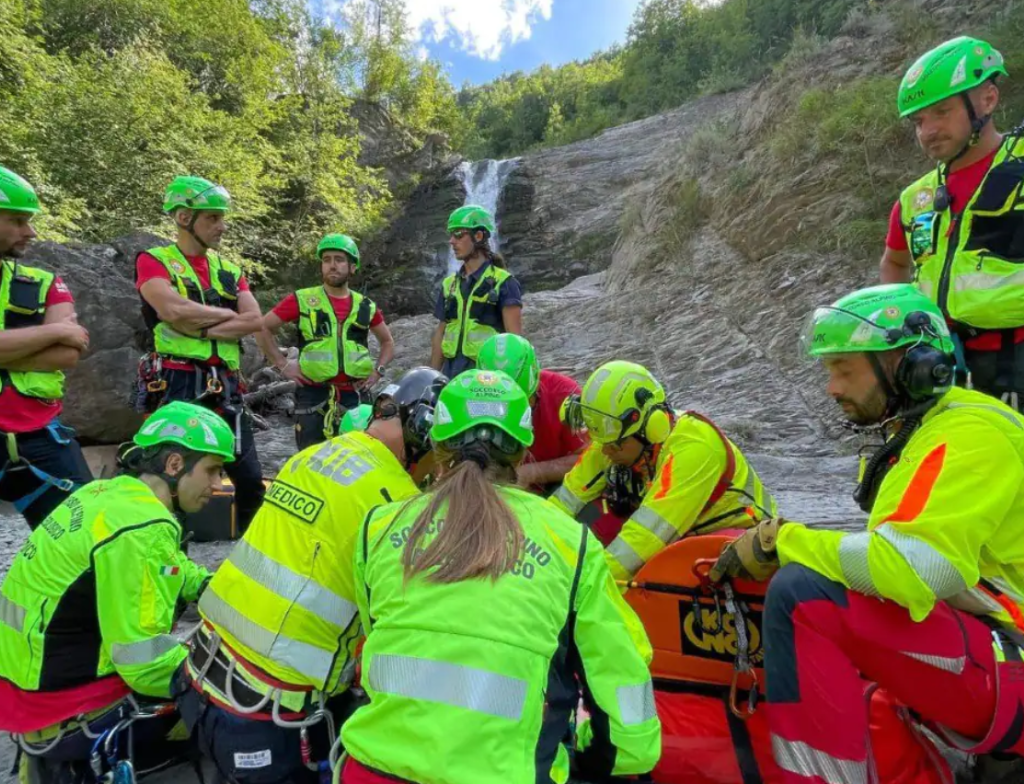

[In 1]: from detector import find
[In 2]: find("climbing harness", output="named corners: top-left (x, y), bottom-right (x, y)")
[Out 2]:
top-left (185, 625), bottom-right (337, 735)
top-left (14, 695), bottom-right (177, 784)
top-left (0, 425), bottom-right (80, 513)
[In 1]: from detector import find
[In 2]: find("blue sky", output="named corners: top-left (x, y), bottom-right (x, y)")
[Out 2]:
top-left (319, 0), bottom-right (642, 87)
top-left (424, 0), bottom-right (642, 87)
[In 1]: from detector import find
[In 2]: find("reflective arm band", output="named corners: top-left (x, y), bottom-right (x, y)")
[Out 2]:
top-left (616, 680), bottom-right (657, 726)
top-left (837, 526), bottom-right (967, 603)
top-left (552, 484), bottom-right (585, 516)
top-left (606, 537), bottom-right (645, 581)
top-left (0, 594), bottom-right (26, 633)
top-left (630, 506), bottom-right (677, 545)
top-left (110, 634), bottom-right (181, 666)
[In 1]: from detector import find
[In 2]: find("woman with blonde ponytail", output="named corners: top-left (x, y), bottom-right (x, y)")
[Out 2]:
top-left (341, 369), bottom-right (661, 784)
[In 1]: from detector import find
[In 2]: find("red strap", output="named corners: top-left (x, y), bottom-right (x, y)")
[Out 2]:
top-left (681, 411), bottom-right (737, 513)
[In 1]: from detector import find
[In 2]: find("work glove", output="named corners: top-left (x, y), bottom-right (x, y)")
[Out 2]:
top-left (709, 517), bottom-right (786, 583)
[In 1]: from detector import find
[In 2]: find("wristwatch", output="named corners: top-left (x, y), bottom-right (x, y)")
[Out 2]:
top-left (376, 365), bottom-right (387, 376)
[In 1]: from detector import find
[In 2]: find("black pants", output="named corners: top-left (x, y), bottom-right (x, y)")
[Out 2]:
top-left (0, 421), bottom-right (93, 530)
top-left (174, 667), bottom-right (362, 784)
top-left (965, 337), bottom-right (1024, 411)
top-left (294, 385), bottom-right (361, 452)
top-left (16, 697), bottom-right (186, 783)
top-left (440, 355), bottom-right (474, 380)
top-left (161, 368), bottom-right (265, 532)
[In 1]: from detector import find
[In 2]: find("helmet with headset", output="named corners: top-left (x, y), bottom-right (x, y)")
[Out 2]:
top-left (561, 360), bottom-right (673, 446)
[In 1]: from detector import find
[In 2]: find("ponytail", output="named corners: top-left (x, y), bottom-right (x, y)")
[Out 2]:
top-left (402, 441), bottom-right (524, 584)
top-left (486, 248), bottom-right (507, 269)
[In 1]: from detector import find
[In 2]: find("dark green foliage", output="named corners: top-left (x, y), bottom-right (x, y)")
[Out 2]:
top-left (460, 0), bottom-right (868, 159)
top-left (0, 0), bottom-right (462, 277)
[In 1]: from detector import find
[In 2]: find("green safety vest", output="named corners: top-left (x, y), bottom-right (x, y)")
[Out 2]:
top-left (0, 476), bottom-right (209, 700)
top-left (440, 263), bottom-right (512, 361)
top-left (295, 287), bottom-right (377, 383)
top-left (144, 245), bottom-right (243, 370)
top-left (342, 487), bottom-right (662, 784)
top-left (899, 132), bottom-right (1024, 331)
top-left (0, 261), bottom-right (65, 402)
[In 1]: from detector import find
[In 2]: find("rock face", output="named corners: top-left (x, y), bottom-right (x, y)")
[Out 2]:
top-left (350, 99), bottom-right (456, 191)
top-left (360, 166), bottom-right (467, 316)
top-left (368, 92), bottom-right (746, 316)
top-left (20, 233), bottom-right (169, 444)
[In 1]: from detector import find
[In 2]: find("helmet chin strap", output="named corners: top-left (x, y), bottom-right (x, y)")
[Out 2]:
top-left (867, 352), bottom-right (904, 420)
top-left (945, 91), bottom-right (992, 168)
top-left (158, 452), bottom-right (204, 518)
top-left (183, 210), bottom-right (210, 250)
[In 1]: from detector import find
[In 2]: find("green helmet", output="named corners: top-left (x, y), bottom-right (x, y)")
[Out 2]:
top-left (431, 369), bottom-right (534, 451)
top-left (571, 361), bottom-right (666, 445)
top-left (317, 233), bottom-right (361, 269)
top-left (476, 334), bottom-right (541, 398)
top-left (134, 401), bottom-right (236, 462)
top-left (339, 404), bottom-right (373, 434)
top-left (898, 36), bottom-right (1008, 118)
top-left (0, 166), bottom-right (41, 214)
top-left (447, 205), bottom-right (495, 235)
top-left (801, 284), bottom-right (954, 358)
top-left (163, 176), bottom-right (232, 214)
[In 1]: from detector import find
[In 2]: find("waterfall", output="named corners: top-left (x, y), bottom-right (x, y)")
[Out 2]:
top-left (445, 158), bottom-right (518, 276)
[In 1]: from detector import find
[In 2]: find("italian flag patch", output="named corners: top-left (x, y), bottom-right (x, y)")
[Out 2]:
top-left (160, 566), bottom-right (180, 577)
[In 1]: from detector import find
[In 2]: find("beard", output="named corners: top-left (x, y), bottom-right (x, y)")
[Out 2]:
top-left (836, 385), bottom-right (890, 425)
top-left (323, 270), bottom-right (349, 287)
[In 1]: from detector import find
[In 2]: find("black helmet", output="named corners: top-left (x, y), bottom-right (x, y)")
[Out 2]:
top-left (374, 367), bottom-right (448, 465)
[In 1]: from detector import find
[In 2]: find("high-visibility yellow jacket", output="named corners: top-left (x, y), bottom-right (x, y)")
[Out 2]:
top-left (342, 486), bottom-right (661, 784)
top-left (550, 412), bottom-right (777, 583)
top-left (199, 432), bottom-right (419, 698)
top-left (778, 387), bottom-right (1024, 626)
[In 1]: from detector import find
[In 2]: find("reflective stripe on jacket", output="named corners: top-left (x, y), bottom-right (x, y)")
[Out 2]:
top-left (342, 487), bottom-right (661, 784)
top-left (551, 412), bottom-right (777, 582)
top-left (200, 432), bottom-right (420, 694)
top-left (0, 476), bottom-right (208, 699)
top-left (778, 387), bottom-right (1024, 626)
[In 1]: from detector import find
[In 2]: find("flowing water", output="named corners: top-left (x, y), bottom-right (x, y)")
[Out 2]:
top-left (445, 158), bottom-right (519, 275)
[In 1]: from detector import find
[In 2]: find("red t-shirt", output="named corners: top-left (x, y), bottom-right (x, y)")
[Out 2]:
top-left (272, 291), bottom-right (385, 387)
top-left (885, 149), bottom-right (1018, 350)
top-left (135, 251), bottom-right (251, 370)
top-left (525, 370), bottom-right (587, 464)
top-left (0, 277), bottom-right (74, 434)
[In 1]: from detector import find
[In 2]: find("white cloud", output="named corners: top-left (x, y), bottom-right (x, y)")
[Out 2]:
top-left (405, 0), bottom-right (553, 60)
top-left (322, 0), bottom-right (553, 61)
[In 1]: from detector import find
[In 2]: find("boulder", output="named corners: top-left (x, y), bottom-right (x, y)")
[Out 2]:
top-left (20, 236), bottom-right (172, 443)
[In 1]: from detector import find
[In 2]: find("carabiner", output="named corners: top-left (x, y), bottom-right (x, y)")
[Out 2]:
top-left (691, 591), bottom-right (724, 636)
top-left (691, 558), bottom-right (717, 591)
top-left (729, 668), bottom-right (760, 721)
